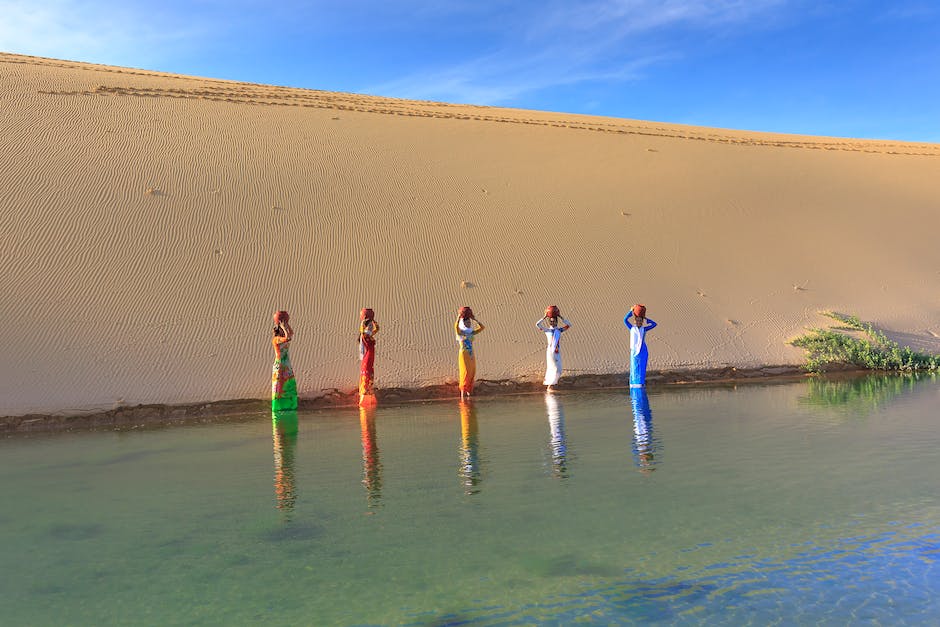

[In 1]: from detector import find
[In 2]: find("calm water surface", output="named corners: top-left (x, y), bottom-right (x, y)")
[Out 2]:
top-left (2, 375), bottom-right (939, 625)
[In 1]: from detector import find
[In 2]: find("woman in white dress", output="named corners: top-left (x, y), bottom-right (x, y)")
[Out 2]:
top-left (536, 305), bottom-right (572, 391)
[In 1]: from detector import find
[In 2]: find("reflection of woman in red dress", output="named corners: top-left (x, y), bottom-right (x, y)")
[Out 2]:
top-left (359, 406), bottom-right (382, 507)
top-left (358, 308), bottom-right (380, 407)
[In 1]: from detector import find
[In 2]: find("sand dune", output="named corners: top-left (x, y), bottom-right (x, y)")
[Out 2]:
top-left (2, 52), bottom-right (939, 416)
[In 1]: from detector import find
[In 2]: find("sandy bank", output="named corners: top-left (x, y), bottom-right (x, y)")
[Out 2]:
top-left (1, 365), bottom-right (837, 434)
top-left (2, 52), bottom-right (940, 417)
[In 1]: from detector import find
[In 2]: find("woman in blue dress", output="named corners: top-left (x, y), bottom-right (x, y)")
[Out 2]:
top-left (624, 304), bottom-right (657, 387)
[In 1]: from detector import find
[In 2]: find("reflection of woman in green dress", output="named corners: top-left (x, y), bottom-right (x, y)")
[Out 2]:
top-left (271, 310), bottom-right (297, 411)
top-left (272, 411), bottom-right (298, 512)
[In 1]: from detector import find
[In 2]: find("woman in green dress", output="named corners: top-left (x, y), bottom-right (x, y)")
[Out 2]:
top-left (271, 310), bottom-right (297, 410)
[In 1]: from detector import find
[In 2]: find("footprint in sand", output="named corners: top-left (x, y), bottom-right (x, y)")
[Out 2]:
top-left (461, 281), bottom-right (475, 289)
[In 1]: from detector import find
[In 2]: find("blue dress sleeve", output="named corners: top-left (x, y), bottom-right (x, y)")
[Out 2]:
top-left (645, 319), bottom-right (657, 331)
top-left (623, 312), bottom-right (634, 328)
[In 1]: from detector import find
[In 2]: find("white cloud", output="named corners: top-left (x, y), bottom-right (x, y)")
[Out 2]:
top-left (878, 2), bottom-right (939, 21)
top-left (534, 0), bottom-right (784, 33)
top-left (368, 0), bottom-right (789, 105)
top-left (0, 0), bottom-right (794, 107)
top-left (371, 48), bottom-right (671, 105)
top-left (0, 0), bottom-right (206, 67)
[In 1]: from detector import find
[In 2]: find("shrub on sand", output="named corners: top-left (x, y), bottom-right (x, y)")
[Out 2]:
top-left (791, 312), bottom-right (940, 373)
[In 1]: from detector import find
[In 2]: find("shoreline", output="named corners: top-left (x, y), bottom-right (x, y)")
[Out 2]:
top-left (5, 54), bottom-right (940, 433)
top-left (2, 364), bottom-right (870, 434)
top-left (5, 55), bottom-right (940, 423)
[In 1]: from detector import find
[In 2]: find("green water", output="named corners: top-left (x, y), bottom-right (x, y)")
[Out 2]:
top-left (2, 375), bottom-right (939, 625)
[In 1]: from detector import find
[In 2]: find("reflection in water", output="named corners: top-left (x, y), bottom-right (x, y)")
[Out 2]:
top-left (630, 388), bottom-right (658, 474)
top-left (544, 393), bottom-right (569, 478)
top-left (359, 407), bottom-right (382, 507)
top-left (459, 401), bottom-right (482, 494)
top-left (800, 373), bottom-right (935, 417)
top-left (272, 409), bottom-right (299, 512)
top-left (8, 381), bottom-right (940, 626)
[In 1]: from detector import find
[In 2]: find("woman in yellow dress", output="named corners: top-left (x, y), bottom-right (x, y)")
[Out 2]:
top-left (455, 306), bottom-right (485, 400)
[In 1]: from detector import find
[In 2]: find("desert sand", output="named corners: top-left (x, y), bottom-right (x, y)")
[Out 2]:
top-left (2, 52), bottom-right (939, 417)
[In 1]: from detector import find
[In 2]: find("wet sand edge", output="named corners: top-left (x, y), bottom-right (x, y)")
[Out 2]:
top-left (2, 364), bottom-right (866, 434)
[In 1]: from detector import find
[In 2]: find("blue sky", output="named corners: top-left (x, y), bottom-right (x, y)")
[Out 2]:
top-left (3, 0), bottom-right (940, 141)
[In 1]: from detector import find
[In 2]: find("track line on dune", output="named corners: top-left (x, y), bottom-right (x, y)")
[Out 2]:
top-left (6, 56), bottom-right (933, 158)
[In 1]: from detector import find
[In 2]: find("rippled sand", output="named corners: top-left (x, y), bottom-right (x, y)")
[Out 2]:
top-left (2, 52), bottom-right (939, 416)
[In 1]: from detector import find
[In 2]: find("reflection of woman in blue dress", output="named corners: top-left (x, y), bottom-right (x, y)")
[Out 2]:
top-left (624, 304), bottom-right (657, 387)
top-left (630, 387), bottom-right (656, 474)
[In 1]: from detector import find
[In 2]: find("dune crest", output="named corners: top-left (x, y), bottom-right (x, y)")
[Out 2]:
top-left (2, 52), bottom-right (939, 416)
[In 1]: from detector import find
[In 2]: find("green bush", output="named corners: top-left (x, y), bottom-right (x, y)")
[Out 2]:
top-left (799, 373), bottom-right (930, 414)
top-left (791, 312), bottom-right (940, 373)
